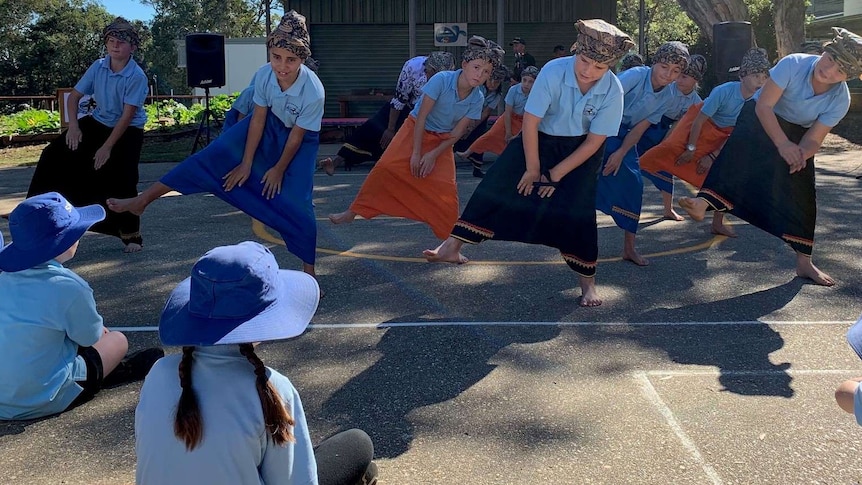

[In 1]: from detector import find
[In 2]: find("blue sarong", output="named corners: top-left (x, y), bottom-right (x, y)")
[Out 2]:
top-left (221, 108), bottom-right (242, 132)
top-left (639, 116), bottom-right (674, 194)
top-left (596, 125), bottom-right (643, 234)
top-left (161, 109), bottom-right (319, 264)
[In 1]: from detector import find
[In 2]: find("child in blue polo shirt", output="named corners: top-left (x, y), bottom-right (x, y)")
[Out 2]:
top-left (27, 17), bottom-right (149, 253)
top-left (108, 11), bottom-right (325, 284)
top-left (0, 193), bottom-right (162, 420)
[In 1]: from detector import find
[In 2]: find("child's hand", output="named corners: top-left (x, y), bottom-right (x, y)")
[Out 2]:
top-left (675, 150), bottom-right (695, 166)
top-left (260, 166), bottom-right (285, 199)
top-left (94, 145), bottom-right (111, 170)
top-left (418, 153), bottom-right (436, 178)
top-left (66, 125), bottom-right (82, 151)
top-left (517, 169), bottom-right (540, 196)
top-left (601, 150), bottom-right (624, 176)
top-left (696, 155), bottom-right (713, 174)
top-left (409, 153), bottom-right (422, 177)
top-left (223, 162), bottom-right (252, 191)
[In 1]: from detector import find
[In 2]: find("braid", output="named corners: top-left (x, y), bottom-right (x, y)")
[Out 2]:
top-left (238, 344), bottom-right (295, 445)
top-left (173, 346), bottom-right (203, 450)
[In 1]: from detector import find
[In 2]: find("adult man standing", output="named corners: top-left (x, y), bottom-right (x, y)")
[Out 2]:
top-left (510, 37), bottom-right (536, 81)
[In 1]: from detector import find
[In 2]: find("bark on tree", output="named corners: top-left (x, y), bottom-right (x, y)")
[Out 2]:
top-left (773, 0), bottom-right (807, 58)
top-left (675, 0), bottom-right (749, 42)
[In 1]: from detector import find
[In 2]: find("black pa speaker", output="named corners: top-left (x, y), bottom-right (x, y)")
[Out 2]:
top-left (712, 22), bottom-right (754, 84)
top-left (186, 33), bottom-right (226, 88)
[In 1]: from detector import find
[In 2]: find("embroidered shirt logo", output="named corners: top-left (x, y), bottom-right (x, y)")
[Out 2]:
top-left (286, 103), bottom-right (301, 115)
top-left (583, 104), bottom-right (597, 118)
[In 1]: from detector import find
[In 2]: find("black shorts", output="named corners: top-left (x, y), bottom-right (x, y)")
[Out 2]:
top-left (71, 346), bottom-right (104, 406)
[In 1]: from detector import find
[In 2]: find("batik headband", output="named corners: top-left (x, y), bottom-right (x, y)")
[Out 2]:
top-left (571, 19), bottom-right (635, 65)
top-left (823, 27), bottom-right (862, 80)
top-left (462, 36), bottom-right (505, 69)
top-left (520, 65), bottom-right (539, 79)
top-left (424, 51), bottom-right (455, 75)
top-left (737, 47), bottom-right (770, 78)
top-left (800, 41), bottom-right (824, 55)
top-left (266, 10), bottom-right (311, 59)
top-left (652, 41), bottom-right (689, 70)
top-left (683, 54), bottom-right (707, 81)
top-left (620, 52), bottom-right (645, 71)
top-left (103, 17), bottom-right (139, 48)
top-left (491, 65), bottom-right (510, 82)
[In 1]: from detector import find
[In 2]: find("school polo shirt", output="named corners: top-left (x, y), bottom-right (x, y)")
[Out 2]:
top-left (253, 63), bottom-right (326, 132)
top-left (483, 87), bottom-right (503, 111)
top-left (0, 260), bottom-right (103, 420)
top-left (618, 65), bottom-right (676, 127)
top-left (135, 346), bottom-right (318, 485)
top-left (410, 70), bottom-right (484, 133)
top-left (756, 53), bottom-right (850, 128)
top-left (504, 84), bottom-right (529, 115)
top-left (664, 83), bottom-right (703, 121)
top-left (75, 57), bottom-right (148, 128)
top-left (701, 81), bottom-right (752, 128)
top-left (524, 55), bottom-right (624, 137)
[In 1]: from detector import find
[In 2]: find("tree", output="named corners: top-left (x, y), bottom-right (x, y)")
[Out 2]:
top-left (675, 0), bottom-right (750, 42)
top-left (773, 0), bottom-right (807, 58)
top-left (617, 0), bottom-right (699, 58)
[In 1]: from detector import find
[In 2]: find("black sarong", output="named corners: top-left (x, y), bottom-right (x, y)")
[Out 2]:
top-left (28, 116), bottom-right (143, 246)
top-left (698, 100), bottom-right (816, 255)
top-left (451, 133), bottom-right (604, 277)
top-left (337, 102), bottom-right (410, 169)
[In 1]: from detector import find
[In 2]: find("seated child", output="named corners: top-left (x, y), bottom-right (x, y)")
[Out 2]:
top-left (135, 241), bottom-right (377, 485)
top-left (0, 192), bottom-right (162, 420)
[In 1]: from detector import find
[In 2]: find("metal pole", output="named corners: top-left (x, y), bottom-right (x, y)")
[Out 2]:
top-left (265, 1), bottom-right (272, 62)
top-left (497, 0), bottom-right (504, 46)
top-left (638, 0), bottom-right (646, 55)
top-left (409, 0), bottom-right (416, 58)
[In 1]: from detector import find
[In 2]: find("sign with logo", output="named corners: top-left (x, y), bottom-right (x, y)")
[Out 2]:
top-left (434, 23), bottom-right (468, 47)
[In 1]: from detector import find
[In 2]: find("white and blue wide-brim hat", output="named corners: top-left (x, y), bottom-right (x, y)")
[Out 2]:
top-left (159, 241), bottom-right (320, 346)
top-left (847, 314), bottom-right (862, 360)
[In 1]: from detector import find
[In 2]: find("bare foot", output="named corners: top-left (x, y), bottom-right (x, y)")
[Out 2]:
top-left (328, 210), bottom-right (357, 225)
top-left (579, 277), bottom-right (602, 307)
top-left (319, 157), bottom-right (335, 176)
top-left (678, 197), bottom-right (707, 222)
top-left (796, 255), bottom-right (835, 286)
top-left (107, 196), bottom-right (146, 216)
top-left (664, 209), bottom-right (685, 221)
top-left (123, 242), bottom-right (143, 253)
top-left (711, 221), bottom-right (737, 238)
top-left (423, 239), bottom-right (468, 264)
top-left (622, 247), bottom-right (649, 266)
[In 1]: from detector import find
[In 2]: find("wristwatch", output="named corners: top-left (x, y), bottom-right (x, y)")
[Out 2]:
top-left (685, 143), bottom-right (696, 152)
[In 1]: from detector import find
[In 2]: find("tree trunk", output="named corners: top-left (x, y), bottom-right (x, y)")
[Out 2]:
top-left (773, 0), bottom-right (807, 58)
top-left (675, 0), bottom-right (749, 42)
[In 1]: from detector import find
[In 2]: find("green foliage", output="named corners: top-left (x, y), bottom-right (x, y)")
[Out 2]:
top-left (0, 109), bottom-right (60, 135)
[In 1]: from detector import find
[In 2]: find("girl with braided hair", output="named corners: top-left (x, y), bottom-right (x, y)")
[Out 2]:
top-left (328, 36), bottom-right (503, 240)
top-left (135, 242), bottom-right (377, 485)
top-left (109, 11), bottom-right (324, 283)
top-left (27, 17), bottom-right (148, 253)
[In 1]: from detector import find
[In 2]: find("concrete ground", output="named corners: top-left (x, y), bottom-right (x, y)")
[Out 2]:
top-left (2, 145), bottom-right (862, 484)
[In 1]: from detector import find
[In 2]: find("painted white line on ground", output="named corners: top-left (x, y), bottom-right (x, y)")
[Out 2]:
top-left (115, 320), bottom-right (856, 332)
top-left (636, 372), bottom-right (724, 485)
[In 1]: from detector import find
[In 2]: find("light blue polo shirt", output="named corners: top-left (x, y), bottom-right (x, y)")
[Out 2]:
top-left (410, 70), bottom-right (484, 133)
top-left (701, 81), bottom-right (753, 128)
top-left (0, 260), bottom-right (104, 420)
top-left (504, 84), bottom-right (529, 115)
top-left (136, 346), bottom-right (318, 485)
top-left (483, 86), bottom-right (503, 111)
top-left (524, 55), bottom-right (624, 137)
top-left (74, 57), bottom-right (148, 128)
top-left (253, 63), bottom-right (326, 132)
top-left (664, 83), bottom-right (703, 121)
top-left (618, 65), bottom-right (677, 127)
top-left (754, 53), bottom-right (850, 127)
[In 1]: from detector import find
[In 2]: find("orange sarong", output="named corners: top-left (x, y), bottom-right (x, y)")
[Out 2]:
top-left (639, 102), bottom-right (734, 189)
top-left (467, 113), bottom-right (524, 155)
top-left (349, 116), bottom-right (458, 239)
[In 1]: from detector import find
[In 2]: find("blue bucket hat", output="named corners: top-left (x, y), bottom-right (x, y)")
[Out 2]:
top-left (159, 241), bottom-right (320, 346)
top-left (0, 192), bottom-right (105, 272)
top-left (847, 315), bottom-right (862, 360)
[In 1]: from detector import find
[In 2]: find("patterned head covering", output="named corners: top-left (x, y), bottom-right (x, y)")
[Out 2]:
top-left (462, 36), bottom-right (505, 69)
top-left (424, 51), bottom-right (455, 75)
top-left (491, 64), bottom-right (511, 82)
top-left (304, 56), bottom-right (320, 72)
top-left (737, 47), bottom-right (770, 78)
top-left (800, 41), bottom-right (824, 55)
top-left (103, 17), bottom-right (140, 48)
top-left (682, 54), bottom-right (706, 81)
top-left (571, 19), bottom-right (635, 65)
top-left (266, 10), bottom-right (311, 59)
top-left (651, 41), bottom-right (689, 70)
top-left (520, 65), bottom-right (540, 80)
top-left (823, 27), bottom-right (862, 80)
top-left (620, 52), bottom-right (644, 71)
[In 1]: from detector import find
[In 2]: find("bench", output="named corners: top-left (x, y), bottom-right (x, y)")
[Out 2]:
top-left (337, 94), bottom-right (392, 117)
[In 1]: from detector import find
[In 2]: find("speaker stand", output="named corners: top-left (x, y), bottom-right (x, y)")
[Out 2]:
top-left (190, 87), bottom-right (222, 155)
